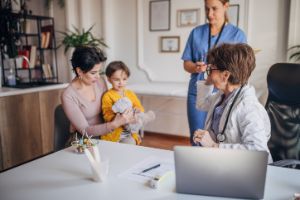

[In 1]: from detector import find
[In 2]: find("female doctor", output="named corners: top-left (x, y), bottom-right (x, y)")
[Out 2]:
top-left (193, 43), bottom-right (272, 162)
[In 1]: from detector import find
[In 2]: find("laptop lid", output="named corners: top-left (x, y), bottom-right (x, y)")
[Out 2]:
top-left (174, 146), bottom-right (268, 199)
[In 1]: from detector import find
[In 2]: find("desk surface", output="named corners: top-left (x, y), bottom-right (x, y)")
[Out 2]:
top-left (0, 141), bottom-right (299, 200)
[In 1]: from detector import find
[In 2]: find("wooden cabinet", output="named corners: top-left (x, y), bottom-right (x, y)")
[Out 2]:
top-left (137, 95), bottom-right (189, 137)
top-left (0, 88), bottom-right (63, 171)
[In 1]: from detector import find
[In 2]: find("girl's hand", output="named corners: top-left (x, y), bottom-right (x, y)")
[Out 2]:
top-left (133, 107), bottom-right (142, 114)
top-left (193, 129), bottom-right (219, 148)
top-left (195, 62), bottom-right (207, 73)
top-left (122, 108), bottom-right (137, 124)
top-left (112, 109), bottom-right (135, 128)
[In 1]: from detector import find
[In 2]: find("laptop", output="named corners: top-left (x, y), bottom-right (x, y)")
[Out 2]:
top-left (174, 146), bottom-right (268, 199)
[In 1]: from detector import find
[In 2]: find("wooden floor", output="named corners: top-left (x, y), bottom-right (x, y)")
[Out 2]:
top-left (140, 131), bottom-right (191, 150)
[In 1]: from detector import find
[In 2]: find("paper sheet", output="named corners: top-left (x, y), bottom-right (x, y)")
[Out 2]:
top-left (118, 156), bottom-right (174, 183)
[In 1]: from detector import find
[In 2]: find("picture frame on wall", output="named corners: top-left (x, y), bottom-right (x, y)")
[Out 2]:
top-left (149, 0), bottom-right (170, 31)
top-left (160, 36), bottom-right (180, 53)
top-left (177, 9), bottom-right (200, 27)
top-left (228, 4), bottom-right (240, 27)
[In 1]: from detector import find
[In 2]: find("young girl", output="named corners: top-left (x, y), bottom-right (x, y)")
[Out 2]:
top-left (101, 61), bottom-right (155, 145)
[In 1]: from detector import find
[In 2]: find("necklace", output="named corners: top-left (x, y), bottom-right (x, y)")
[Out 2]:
top-left (216, 85), bottom-right (244, 143)
top-left (208, 21), bottom-right (226, 51)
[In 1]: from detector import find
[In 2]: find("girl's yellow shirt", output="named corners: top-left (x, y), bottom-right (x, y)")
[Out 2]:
top-left (101, 89), bottom-right (144, 144)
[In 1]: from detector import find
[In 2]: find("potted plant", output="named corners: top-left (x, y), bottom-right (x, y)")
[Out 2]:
top-left (57, 25), bottom-right (108, 54)
top-left (288, 45), bottom-right (300, 62)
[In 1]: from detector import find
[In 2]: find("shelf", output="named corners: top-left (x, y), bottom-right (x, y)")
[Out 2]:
top-left (1, 12), bottom-right (58, 88)
top-left (13, 33), bottom-right (39, 37)
top-left (4, 82), bottom-right (61, 89)
top-left (37, 47), bottom-right (57, 50)
top-left (0, 12), bottom-right (54, 20)
top-left (4, 68), bottom-right (42, 71)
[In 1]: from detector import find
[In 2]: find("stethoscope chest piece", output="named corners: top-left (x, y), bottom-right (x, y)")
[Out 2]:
top-left (217, 133), bottom-right (226, 143)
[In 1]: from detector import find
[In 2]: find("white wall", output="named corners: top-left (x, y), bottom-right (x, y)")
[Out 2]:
top-left (103, 0), bottom-right (149, 83)
top-left (104, 0), bottom-right (291, 101)
top-left (288, 0), bottom-right (300, 60)
top-left (28, 0), bottom-right (295, 91)
top-left (247, 0), bottom-right (290, 103)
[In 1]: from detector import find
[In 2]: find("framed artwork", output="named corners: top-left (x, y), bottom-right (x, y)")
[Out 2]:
top-left (149, 0), bottom-right (170, 31)
top-left (160, 36), bottom-right (180, 53)
top-left (177, 9), bottom-right (200, 27)
top-left (228, 4), bottom-right (240, 27)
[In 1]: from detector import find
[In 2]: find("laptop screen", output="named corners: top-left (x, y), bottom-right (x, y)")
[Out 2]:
top-left (174, 146), bottom-right (268, 199)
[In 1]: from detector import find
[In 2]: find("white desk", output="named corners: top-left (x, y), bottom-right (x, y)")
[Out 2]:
top-left (0, 141), bottom-right (299, 200)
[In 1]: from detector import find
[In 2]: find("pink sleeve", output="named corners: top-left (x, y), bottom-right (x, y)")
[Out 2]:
top-left (61, 87), bottom-right (110, 136)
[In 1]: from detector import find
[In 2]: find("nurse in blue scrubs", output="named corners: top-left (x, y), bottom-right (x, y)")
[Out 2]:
top-left (182, 0), bottom-right (247, 145)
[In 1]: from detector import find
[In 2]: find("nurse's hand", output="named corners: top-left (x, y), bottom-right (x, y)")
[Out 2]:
top-left (193, 129), bottom-right (219, 148)
top-left (195, 62), bottom-right (207, 73)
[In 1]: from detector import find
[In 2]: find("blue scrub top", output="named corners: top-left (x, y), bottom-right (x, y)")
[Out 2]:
top-left (182, 23), bottom-right (247, 93)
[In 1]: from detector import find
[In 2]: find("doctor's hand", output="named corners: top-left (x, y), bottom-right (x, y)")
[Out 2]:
top-left (193, 129), bottom-right (219, 148)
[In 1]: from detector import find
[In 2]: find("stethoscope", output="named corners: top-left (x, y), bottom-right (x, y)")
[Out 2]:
top-left (216, 85), bottom-right (244, 143)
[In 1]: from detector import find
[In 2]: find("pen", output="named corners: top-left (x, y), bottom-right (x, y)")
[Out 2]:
top-left (141, 164), bottom-right (161, 173)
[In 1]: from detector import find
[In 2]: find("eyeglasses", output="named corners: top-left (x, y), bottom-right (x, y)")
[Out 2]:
top-left (205, 64), bottom-right (224, 76)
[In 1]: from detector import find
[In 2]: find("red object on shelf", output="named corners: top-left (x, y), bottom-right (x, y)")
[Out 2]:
top-left (18, 50), bottom-right (30, 69)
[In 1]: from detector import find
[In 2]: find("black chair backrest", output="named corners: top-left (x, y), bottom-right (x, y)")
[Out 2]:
top-left (266, 63), bottom-right (300, 161)
top-left (54, 105), bottom-right (70, 152)
top-left (266, 63), bottom-right (300, 104)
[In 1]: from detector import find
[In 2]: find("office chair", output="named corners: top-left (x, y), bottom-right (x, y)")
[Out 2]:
top-left (54, 104), bottom-right (70, 152)
top-left (266, 63), bottom-right (300, 169)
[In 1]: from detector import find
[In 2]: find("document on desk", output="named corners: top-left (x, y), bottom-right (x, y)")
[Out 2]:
top-left (119, 156), bottom-right (174, 183)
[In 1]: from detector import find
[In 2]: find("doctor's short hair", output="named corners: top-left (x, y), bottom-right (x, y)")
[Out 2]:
top-left (105, 61), bottom-right (130, 78)
top-left (71, 46), bottom-right (107, 77)
top-left (207, 43), bottom-right (256, 85)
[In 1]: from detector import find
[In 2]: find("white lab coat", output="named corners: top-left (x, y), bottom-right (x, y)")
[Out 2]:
top-left (196, 81), bottom-right (272, 163)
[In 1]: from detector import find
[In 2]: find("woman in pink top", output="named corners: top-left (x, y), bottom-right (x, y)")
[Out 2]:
top-left (61, 47), bottom-right (135, 141)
